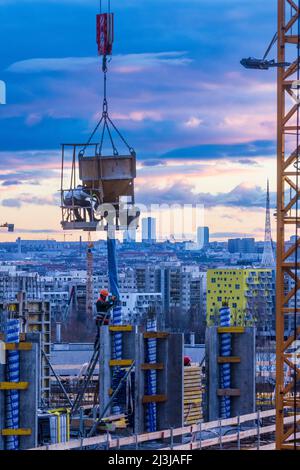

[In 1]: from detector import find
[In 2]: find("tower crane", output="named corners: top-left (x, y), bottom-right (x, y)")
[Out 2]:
top-left (242, 0), bottom-right (300, 451)
top-left (0, 223), bottom-right (14, 232)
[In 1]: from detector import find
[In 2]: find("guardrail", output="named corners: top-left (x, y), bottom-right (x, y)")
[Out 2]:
top-left (30, 409), bottom-right (280, 451)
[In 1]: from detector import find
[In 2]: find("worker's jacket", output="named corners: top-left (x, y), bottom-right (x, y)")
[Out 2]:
top-left (64, 187), bottom-right (99, 209)
top-left (95, 297), bottom-right (116, 325)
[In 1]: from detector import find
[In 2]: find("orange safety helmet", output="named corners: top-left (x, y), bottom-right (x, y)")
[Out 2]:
top-left (100, 289), bottom-right (109, 297)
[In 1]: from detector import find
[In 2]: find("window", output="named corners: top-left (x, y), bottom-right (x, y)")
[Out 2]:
top-left (211, 278), bottom-right (216, 283)
top-left (233, 302), bottom-right (237, 308)
top-left (217, 297), bottom-right (222, 301)
top-left (235, 284), bottom-right (240, 289)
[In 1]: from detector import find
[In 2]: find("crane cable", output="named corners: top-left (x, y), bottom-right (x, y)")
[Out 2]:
top-left (100, 0), bottom-right (111, 13)
top-left (262, 32), bottom-right (278, 61)
top-left (79, 0), bottom-right (135, 157)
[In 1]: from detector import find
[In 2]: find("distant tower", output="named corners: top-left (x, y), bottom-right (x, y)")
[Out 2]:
top-left (86, 233), bottom-right (94, 320)
top-left (261, 180), bottom-right (276, 269)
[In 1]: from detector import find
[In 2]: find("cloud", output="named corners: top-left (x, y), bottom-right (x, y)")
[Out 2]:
top-left (1, 193), bottom-right (58, 208)
top-left (7, 52), bottom-right (191, 74)
top-left (141, 160), bottom-right (166, 167)
top-left (2, 199), bottom-right (21, 208)
top-left (15, 228), bottom-right (61, 234)
top-left (211, 232), bottom-right (257, 239)
top-left (237, 158), bottom-right (259, 166)
top-left (1, 180), bottom-right (22, 186)
top-left (137, 182), bottom-right (272, 209)
top-left (162, 140), bottom-right (276, 159)
top-left (184, 117), bottom-right (203, 128)
top-left (0, 168), bottom-right (58, 184)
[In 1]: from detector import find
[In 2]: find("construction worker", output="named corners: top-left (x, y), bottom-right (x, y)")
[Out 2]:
top-left (64, 185), bottom-right (100, 222)
top-left (94, 289), bottom-right (117, 348)
top-left (96, 289), bottom-right (117, 325)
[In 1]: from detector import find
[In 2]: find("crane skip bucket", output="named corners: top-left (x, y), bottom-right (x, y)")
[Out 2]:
top-left (60, 144), bottom-right (138, 232)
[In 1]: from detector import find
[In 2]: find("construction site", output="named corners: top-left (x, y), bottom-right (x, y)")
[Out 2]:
top-left (0, 0), bottom-right (299, 453)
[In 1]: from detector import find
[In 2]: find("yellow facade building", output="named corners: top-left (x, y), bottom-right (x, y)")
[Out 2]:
top-left (206, 268), bottom-right (273, 326)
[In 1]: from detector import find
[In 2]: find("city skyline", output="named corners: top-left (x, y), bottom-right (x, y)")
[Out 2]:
top-left (0, 1), bottom-right (278, 241)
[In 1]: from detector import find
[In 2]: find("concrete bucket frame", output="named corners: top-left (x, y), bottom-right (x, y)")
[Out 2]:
top-left (60, 143), bottom-right (139, 232)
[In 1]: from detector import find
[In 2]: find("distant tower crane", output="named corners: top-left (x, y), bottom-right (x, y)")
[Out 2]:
top-left (242, 0), bottom-right (300, 450)
top-left (0, 223), bottom-right (14, 232)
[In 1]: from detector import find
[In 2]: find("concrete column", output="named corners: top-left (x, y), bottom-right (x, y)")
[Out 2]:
top-left (205, 326), bottom-right (256, 421)
top-left (164, 333), bottom-right (184, 430)
top-left (0, 333), bottom-right (40, 450)
top-left (19, 333), bottom-right (40, 449)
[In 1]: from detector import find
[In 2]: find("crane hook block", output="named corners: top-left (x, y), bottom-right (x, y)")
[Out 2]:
top-left (96, 13), bottom-right (114, 56)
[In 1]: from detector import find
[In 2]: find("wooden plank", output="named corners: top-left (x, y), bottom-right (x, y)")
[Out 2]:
top-left (4, 343), bottom-right (32, 351)
top-left (141, 363), bottom-right (164, 371)
top-left (109, 326), bottom-right (133, 332)
top-left (184, 388), bottom-right (201, 392)
top-left (217, 388), bottom-right (240, 397)
top-left (109, 359), bottom-right (133, 367)
top-left (1, 428), bottom-right (32, 436)
top-left (217, 327), bottom-right (245, 334)
top-left (143, 332), bottom-right (169, 339)
top-left (142, 394), bottom-right (167, 404)
top-left (0, 382), bottom-right (28, 391)
top-left (217, 356), bottom-right (241, 364)
top-left (184, 398), bottom-right (201, 404)
top-left (184, 410), bottom-right (202, 416)
top-left (184, 382), bottom-right (201, 386)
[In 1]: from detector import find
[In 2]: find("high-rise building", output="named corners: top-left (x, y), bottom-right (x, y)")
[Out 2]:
top-left (206, 268), bottom-right (273, 330)
top-left (197, 226), bottom-right (209, 248)
top-left (142, 217), bottom-right (156, 243)
top-left (228, 238), bottom-right (255, 253)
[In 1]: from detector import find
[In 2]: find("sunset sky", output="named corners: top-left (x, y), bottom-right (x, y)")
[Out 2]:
top-left (0, 0), bottom-right (278, 242)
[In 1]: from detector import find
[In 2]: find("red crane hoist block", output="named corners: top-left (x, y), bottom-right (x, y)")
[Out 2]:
top-left (96, 13), bottom-right (114, 56)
